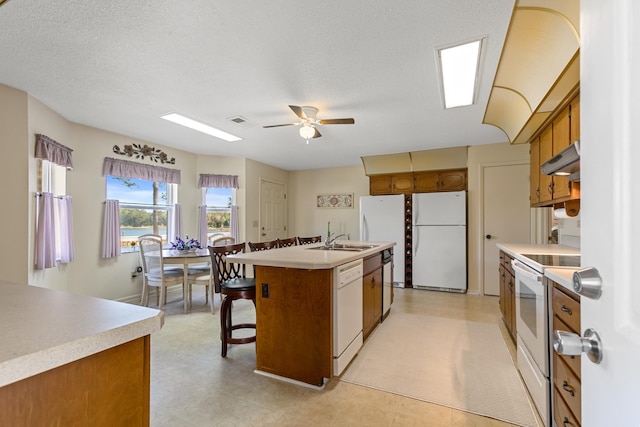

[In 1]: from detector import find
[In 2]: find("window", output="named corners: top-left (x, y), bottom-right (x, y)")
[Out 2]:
top-left (106, 176), bottom-right (175, 253)
top-left (203, 187), bottom-right (233, 241)
top-left (39, 160), bottom-right (68, 262)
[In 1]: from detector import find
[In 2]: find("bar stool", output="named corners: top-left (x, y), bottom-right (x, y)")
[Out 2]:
top-left (208, 243), bottom-right (256, 357)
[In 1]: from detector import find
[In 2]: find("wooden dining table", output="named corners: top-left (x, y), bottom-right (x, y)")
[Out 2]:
top-left (160, 248), bottom-right (210, 313)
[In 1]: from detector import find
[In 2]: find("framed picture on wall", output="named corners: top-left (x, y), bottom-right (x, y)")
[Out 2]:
top-left (316, 193), bottom-right (354, 209)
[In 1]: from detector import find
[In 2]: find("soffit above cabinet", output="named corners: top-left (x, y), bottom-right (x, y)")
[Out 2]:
top-left (483, 0), bottom-right (580, 145)
top-left (361, 147), bottom-right (467, 176)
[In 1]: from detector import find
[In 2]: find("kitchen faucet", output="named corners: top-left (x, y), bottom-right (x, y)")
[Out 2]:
top-left (324, 233), bottom-right (350, 248)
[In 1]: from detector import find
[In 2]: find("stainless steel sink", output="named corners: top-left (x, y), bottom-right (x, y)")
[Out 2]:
top-left (306, 244), bottom-right (378, 252)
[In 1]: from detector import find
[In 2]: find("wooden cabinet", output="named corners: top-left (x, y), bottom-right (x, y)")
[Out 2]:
top-left (391, 173), bottom-right (414, 194)
top-left (0, 337), bottom-right (151, 426)
top-left (362, 252), bottom-right (383, 339)
top-left (255, 266), bottom-right (333, 386)
top-left (414, 169), bottom-right (467, 192)
top-left (530, 93), bottom-right (581, 207)
top-left (369, 175), bottom-right (391, 195)
top-left (498, 251), bottom-right (516, 340)
top-left (551, 282), bottom-right (582, 427)
top-left (369, 169), bottom-right (467, 196)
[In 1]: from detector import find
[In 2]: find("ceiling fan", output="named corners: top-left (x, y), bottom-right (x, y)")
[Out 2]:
top-left (263, 105), bottom-right (355, 143)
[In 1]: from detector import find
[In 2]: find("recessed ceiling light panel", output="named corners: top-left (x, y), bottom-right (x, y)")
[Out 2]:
top-left (436, 38), bottom-right (484, 109)
top-left (160, 113), bottom-right (242, 142)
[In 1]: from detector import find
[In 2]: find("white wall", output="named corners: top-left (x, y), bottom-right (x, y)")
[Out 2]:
top-left (288, 165), bottom-right (370, 240)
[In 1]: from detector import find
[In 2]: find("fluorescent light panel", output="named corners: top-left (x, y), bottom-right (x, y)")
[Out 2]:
top-left (160, 113), bottom-right (242, 142)
top-left (438, 39), bottom-right (482, 109)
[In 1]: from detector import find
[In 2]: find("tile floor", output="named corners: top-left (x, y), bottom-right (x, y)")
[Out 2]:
top-left (150, 288), bottom-right (532, 426)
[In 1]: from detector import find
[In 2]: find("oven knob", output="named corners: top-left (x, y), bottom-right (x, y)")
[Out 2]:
top-left (553, 329), bottom-right (603, 364)
top-left (572, 267), bottom-right (603, 300)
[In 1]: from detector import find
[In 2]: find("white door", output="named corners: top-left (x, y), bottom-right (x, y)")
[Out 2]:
top-left (483, 164), bottom-right (530, 295)
top-left (581, 1), bottom-right (640, 424)
top-left (259, 179), bottom-right (286, 242)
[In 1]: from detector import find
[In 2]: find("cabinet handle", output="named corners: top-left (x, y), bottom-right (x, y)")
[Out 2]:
top-left (562, 381), bottom-right (576, 397)
top-left (563, 418), bottom-right (575, 427)
top-left (548, 182), bottom-right (554, 195)
top-left (536, 188), bottom-right (540, 198)
top-left (561, 304), bottom-right (573, 315)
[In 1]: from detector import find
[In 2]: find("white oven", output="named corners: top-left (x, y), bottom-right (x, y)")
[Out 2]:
top-left (512, 259), bottom-right (550, 426)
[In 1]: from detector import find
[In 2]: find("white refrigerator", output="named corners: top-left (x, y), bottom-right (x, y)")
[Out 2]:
top-left (412, 191), bottom-right (467, 292)
top-left (359, 195), bottom-right (405, 286)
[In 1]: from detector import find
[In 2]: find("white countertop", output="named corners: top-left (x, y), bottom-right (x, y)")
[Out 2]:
top-left (228, 240), bottom-right (395, 269)
top-left (545, 268), bottom-right (579, 293)
top-left (496, 243), bottom-right (580, 260)
top-left (0, 281), bottom-right (164, 388)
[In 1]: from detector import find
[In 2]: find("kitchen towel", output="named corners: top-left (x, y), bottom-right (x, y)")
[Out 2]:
top-left (340, 312), bottom-right (538, 427)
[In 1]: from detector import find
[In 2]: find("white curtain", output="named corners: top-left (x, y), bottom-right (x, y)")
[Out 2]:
top-left (168, 203), bottom-right (184, 242)
top-left (230, 205), bottom-right (239, 242)
top-left (101, 200), bottom-right (121, 258)
top-left (57, 196), bottom-right (74, 263)
top-left (35, 192), bottom-right (56, 269)
top-left (197, 205), bottom-right (208, 246)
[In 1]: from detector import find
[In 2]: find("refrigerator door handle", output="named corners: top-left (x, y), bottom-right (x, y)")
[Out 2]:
top-left (362, 216), bottom-right (369, 241)
top-left (413, 227), bottom-right (419, 256)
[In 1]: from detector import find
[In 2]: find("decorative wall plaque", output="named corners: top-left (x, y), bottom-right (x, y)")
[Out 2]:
top-left (316, 193), bottom-right (354, 209)
top-left (113, 144), bottom-right (175, 164)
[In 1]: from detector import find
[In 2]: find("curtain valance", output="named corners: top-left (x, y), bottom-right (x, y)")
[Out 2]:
top-left (103, 157), bottom-right (181, 184)
top-left (198, 174), bottom-right (238, 189)
top-left (35, 134), bottom-right (73, 169)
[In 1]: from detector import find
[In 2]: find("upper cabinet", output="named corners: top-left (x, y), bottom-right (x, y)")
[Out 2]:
top-left (370, 169), bottom-right (467, 196)
top-left (530, 93), bottom-right (580, 207)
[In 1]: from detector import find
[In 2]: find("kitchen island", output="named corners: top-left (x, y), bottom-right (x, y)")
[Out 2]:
top-left (227, 240), bottom-right (395, 388)
top-left (0, 281), bottom-right (164, 426)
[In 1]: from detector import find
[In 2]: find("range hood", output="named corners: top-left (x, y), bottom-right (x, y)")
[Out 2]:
top-left (541, 140), bottom-right (580, 181)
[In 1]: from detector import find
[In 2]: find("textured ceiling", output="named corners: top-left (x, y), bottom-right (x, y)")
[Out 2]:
top-left (0, 0), bottom-right (515, 171)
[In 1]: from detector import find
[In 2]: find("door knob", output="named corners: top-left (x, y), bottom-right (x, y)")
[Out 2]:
top-left (572, 267), bottom-right (603, 299)
top-left (553, 328), bottom-right (603, 364)
top-left (485, 234), bottom-right (492, 239)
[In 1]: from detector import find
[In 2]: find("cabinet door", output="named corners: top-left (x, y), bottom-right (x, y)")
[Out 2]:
top-left (439, 169), bottom-right (467, 191)
top-left (391, 173), bottom-right (414, 194)
top-left (413, 171), bottom-right (439, 193)
top-left (362, 271), bottom-right (376, 337)
top-left (570, 94), bottom-right (580, 142)
top-left (530, 138), bottom-right (541, 205)
top-left (369, 175), bottom-right (391, 195)
top-left (499, 264), bottom-right (507, 319)
top-left (539, 126), bottom-right (554, 203)
top-left (553, 105), bottom-right (572, 199)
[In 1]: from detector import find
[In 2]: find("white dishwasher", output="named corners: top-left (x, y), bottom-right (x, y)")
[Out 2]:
top-left (333, 258), bottom-right (363, 375)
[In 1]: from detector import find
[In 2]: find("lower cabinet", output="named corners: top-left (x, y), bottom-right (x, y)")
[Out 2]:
top-left (499, 251), bottom-right (516, 340)
top-left (363, 252), bottom-right (383, 339)
top-left (551, 282), bottom-right (582, 427)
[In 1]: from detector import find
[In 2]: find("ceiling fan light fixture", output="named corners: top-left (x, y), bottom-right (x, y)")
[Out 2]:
top-left (299, 124), bottom-right (316, 142)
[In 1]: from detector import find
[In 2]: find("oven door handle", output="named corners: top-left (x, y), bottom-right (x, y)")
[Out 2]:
top-left (511, 260), bottom-right (542, 282)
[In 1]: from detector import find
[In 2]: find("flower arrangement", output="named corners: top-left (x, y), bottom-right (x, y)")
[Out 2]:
top-left (170, 235), bottom-right (202, 251)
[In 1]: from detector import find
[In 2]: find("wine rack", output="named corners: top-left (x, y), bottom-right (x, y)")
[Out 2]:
top-left (404, 194), bottom-right (413, 287)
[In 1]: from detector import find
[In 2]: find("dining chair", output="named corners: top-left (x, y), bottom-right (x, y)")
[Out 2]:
top-left (212, 236), bottom-right (236, 246)
top-left (248, 240), bottom-right (279, 252)
top-left (209, 243), bottom-right (256, 357)
top-left (138, 234), bottom-right (185, 309)
top-left (297, 235), bottom-right (322, 245)
top-left (277, 237), bottom-right (297, 248)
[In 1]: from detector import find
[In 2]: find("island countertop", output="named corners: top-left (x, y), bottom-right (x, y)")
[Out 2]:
top-left (0, 280), bottom-right (164, 388)
top-left (227, 240), bottom-right (396, 269)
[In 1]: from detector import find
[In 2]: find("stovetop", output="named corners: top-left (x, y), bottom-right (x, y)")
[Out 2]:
top-left (520, 253), bottom-right (581, 268)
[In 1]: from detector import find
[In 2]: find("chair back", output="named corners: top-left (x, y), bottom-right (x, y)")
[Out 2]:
top-left (138, 234), bottom-right (164, 279)
top-left (212, 236), bottom-right (236, 246)
top-left (297, 235), bottom-right (322, 245)
top-left (277, 237), bottom-right (297, 248)
top-left (208, 243), bottom-right (247, 292)
top-left (248, 240), bottom-right (278, 252)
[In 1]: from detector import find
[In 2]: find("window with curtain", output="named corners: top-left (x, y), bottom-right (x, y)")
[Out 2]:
top-left (35, 134), bottom-right (74, 269)
top-left (106, 176), bottom-right (176, 252)
top-left (104, 157), bottom-right (180, 254)
top-left (198, 174), bottom-right (238, 244)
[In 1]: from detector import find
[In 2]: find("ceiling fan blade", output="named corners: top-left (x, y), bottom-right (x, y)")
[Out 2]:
top-left (263, 123), bottom-right (298, 128)
top-left (317, 118), bottom-right (355, 125)
top-left (312, 127), bottom-right (322, 138)
top-left (289, 105), bottom-right (306, 120)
